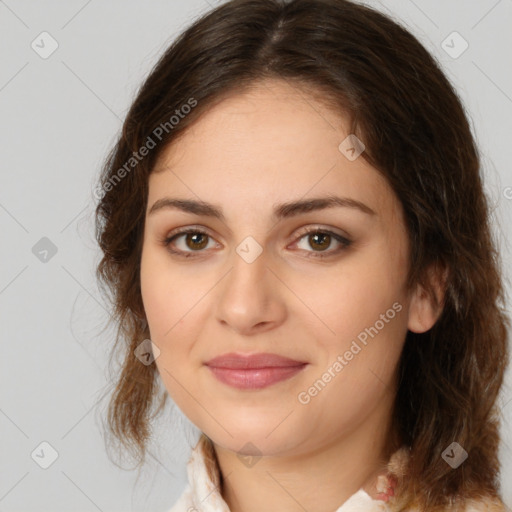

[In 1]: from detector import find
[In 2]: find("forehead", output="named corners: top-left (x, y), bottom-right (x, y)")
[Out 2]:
top-left (148, 79), bottom-right (400, 226)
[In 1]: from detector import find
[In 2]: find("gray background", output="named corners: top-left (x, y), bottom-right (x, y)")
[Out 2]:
top-left (1, 0), bottom-right (511, 510)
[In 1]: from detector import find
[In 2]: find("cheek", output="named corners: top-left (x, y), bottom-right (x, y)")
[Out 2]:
top-left (142, 256), bottom-right (202, 413)
top-left (140, 249), bottom-right (206, 393)
top-left (297, 247), bottom-right (408, 416)
top-left (295, 248), bottom-right (406, 350)
top-left (140, 248), bottom-right (194, 340)
top-left (300, 315), bottom-right (406, 434)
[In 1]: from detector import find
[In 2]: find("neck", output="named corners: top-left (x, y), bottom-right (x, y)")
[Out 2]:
top-left (210, 391), bottom-right (400, 512)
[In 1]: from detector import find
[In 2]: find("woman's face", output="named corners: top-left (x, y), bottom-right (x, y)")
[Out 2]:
top-left (140, 79), bottom-right (432, 457)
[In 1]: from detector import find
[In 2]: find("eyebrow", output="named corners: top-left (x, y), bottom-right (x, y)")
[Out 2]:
top-left (148, 195), bottom-right (376, 221)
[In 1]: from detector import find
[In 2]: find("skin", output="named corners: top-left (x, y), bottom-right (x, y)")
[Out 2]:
top-left (140, 78), bottom-right (442, 512)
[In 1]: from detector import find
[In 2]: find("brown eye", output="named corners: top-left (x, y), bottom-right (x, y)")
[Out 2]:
top-left (162, 227), bottom-right (351, 260)
top-left (163, 229), bottom-right (216, 256)
top-left (293, 228), bottom-right (352, 259)
top-left (308, 232), bottom-right (332, 251)
top-left (184, 232), bottom-right (209, 250)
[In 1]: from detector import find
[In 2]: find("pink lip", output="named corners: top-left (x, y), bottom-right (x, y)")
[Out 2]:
top-left (204, 352), bottom-right (308, 390)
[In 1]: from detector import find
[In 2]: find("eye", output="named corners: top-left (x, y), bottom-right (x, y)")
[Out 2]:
top-left (291, 227), bottom-right (352, 259)
top-left (160, 226), bottom-right (352, 259)
top-left (161, 227), bottom-right (217, 258)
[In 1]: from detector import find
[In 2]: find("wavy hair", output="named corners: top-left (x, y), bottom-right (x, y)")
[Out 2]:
top-left (94, 0), bottom-right (510, 509)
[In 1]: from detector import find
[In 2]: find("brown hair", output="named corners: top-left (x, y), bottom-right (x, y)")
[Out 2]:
top-left (94, 0), bottom-right (510, 509)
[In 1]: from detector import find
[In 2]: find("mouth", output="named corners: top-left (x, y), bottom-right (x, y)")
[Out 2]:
top-left (206, 365), bottom-right (307, 389)
top-left (204, 352), bottom-right (308, 390)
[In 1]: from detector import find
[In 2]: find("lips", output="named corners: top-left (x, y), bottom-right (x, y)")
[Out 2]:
top-left (204, 352), bottom-right (308, 390)
top-left (204, 352), bottom-right (306, 369)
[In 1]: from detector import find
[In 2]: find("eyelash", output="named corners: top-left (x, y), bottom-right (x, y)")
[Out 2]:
top-left (160, 226), bottom-right (352, 260)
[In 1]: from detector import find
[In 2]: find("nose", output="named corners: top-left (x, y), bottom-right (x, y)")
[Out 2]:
top-left (214, 242), bottom-right (287, 337)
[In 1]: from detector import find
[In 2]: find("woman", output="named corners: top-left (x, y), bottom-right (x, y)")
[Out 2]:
top-left (94, 0), bottom-right (510, 510)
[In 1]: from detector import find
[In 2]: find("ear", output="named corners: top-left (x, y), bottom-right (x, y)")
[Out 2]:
top-left (407, 263), bottom-right (448, 334)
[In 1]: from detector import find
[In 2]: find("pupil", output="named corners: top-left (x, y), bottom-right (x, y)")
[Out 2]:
top-left (188, 233), bottom-right (207, 250)
top-left (311, 233), bottom-right (330, 250)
